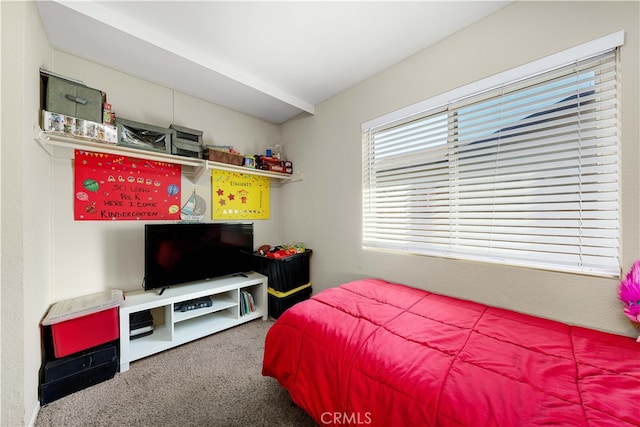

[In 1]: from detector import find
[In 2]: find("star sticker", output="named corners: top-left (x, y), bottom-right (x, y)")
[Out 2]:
top-left (216, 188), bottom-right (224, 196)
top-left (228, 193), bottom-right (235, 201)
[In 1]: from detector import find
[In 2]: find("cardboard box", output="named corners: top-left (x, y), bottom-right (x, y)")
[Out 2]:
top-left (103, 103), bottom-right (115, 125)
top-left (260, 164), bottom-right (286, 173)
top-left (207, 149), bottom-right (244, 165)
top-left (256, 155), bottom-right (293, 174)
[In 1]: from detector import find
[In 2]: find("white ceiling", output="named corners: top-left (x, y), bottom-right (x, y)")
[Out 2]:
top-left (36, 1), bottom-right (511, 124)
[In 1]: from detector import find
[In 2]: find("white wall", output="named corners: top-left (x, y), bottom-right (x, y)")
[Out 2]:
top-left (48, 51), bottom-right (284, 299)
top-left (280, 1), bottom-right (640, 337)
top-left (3, 3), bottom-right (286, 423)
top-left (1, 1), bottom-right (52, 425)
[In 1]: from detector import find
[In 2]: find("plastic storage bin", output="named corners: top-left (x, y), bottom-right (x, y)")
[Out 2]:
top-left (39, 342), bottom-right (118, 405)
top-left (116, 117), bottom-right (172, 154)
top-left (268, 283), bottom-right (312, 319)
top-left (42, 290), bottom-right (123, 358)
top-left (170, 124), bottom-right (203, 159)
top-left (251, 249), bottom-right (312, 292)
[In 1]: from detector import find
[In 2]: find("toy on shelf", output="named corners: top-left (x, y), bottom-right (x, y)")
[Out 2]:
top-left (256, 242), bottom-right (306, 259)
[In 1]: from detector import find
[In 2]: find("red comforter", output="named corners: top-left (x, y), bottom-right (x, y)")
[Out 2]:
top-left (262, 279), bottom-right (640, 426)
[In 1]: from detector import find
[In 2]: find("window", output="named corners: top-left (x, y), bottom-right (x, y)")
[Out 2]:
top-left (362, 32), bottom-right (623, 277)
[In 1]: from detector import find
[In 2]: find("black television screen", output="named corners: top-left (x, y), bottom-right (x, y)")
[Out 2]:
top-left (144, 222), bottom-right (253, 291)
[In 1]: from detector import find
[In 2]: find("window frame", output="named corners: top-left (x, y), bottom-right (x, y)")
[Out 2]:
top-left (361, 31), bottom-right (624, 278)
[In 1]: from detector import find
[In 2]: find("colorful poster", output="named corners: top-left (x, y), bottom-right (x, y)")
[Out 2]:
top-left (212, 170), bottom-right (270, 220)
top-left (74, 150), bottom-right (182, 220)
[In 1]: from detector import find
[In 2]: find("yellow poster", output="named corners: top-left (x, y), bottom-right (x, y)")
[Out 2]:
top-left (212, 170), bottom-right (270, 219)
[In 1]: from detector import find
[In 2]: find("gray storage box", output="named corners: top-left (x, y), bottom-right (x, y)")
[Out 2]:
top-left (170, 124), bottom-right (203, 159)
top-left (171, 139), bottom-right (203, 159)
top-left (45, 76), bottom-right (104, 124)
top-left (116, 118), bottom-right (172, 154)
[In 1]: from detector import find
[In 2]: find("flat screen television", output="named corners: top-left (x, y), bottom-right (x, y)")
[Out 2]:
top-left (144, 222), bottom-right (254, 292)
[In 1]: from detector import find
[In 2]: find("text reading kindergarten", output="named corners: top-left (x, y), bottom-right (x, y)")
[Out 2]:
top-left (73, 150), bottom-right (182, 221)
top-left (212, 170), bottom-right (270, 220)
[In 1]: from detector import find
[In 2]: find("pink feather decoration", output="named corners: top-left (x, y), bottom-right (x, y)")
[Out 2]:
top-left (619, 261), bottom-right (640, 323)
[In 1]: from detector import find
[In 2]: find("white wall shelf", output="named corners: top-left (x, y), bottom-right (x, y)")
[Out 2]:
top-left (118, 272), bottom-right (268, 372)
top-left (34, 124), bottom-right (302, 184)
top-left (204, 159), bottom-right (302, 183)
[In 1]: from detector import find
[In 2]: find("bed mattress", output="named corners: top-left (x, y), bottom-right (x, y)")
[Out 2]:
top-left (262, 278), bottom-right (640, 426)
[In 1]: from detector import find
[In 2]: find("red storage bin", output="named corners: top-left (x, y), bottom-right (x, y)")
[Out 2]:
top-left (49, 308), bottom-right (119, 358)
top-left (42, 290), bottom-right (123, 358)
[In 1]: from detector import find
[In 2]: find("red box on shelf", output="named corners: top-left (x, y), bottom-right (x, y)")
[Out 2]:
top-left (261, 164), bottom-right (286, 173)
top-left (256, 156), bottom-right (293, 174)
top-left (42, 290), bottom-right (123, 358)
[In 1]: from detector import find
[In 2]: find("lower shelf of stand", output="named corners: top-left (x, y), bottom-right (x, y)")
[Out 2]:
top-left (128, 310), bottom-right (264, 363)
top-left (118, 272), bottom-right (268, 372)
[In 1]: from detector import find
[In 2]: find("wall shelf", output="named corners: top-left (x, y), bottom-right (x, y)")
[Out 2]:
top-left (34, 124), bottom-right (302, 184)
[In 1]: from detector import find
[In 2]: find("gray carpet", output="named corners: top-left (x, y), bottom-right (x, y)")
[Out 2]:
top-left (35, 319), bottom-right (317, 427)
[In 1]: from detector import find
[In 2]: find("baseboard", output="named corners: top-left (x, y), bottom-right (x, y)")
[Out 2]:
top-left (28, 401), bottom-right (40, 427)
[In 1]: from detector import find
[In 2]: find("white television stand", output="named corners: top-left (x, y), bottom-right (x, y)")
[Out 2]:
top-left (118, 272), bottom-right (268, 372)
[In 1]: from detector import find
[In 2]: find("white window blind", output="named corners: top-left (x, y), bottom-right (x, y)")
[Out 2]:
top-left (362, 48), bottom-right (621, 277)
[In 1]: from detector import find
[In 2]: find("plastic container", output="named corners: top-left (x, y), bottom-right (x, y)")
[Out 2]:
top-left (42, 290), bottom-right (123, 358)
top-left (39, 343), bottom-right (118, 405)
top-left (115, 118), bottom-right (172, 154)
top-left (268, 283), bottom-right (312, 319)
top-left (251, 249), bottom-right (312, 292)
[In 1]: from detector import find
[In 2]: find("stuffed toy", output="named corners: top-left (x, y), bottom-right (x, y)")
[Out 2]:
top-left (619, 261), bottom-right (640, 341)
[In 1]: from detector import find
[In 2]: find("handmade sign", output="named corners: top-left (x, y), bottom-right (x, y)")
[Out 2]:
top-left (74, 150), bottom-right (182, 220)
top-left (211, 170), bottom-right (270, 220)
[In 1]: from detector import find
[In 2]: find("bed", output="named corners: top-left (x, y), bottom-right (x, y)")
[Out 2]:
top-left (262, 278), bottom-right (640, 426)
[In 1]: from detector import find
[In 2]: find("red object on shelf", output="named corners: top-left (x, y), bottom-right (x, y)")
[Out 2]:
top-left (256, 156), bottom-right (293, 174)
top-left (49, 308), bottom-right (119, 358)
top-left (265, 247), bottom-right (299, 259)
top-left (260, 164), bottom-right (287, 173)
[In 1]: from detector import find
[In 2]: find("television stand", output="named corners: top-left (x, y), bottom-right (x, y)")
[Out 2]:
top-left (232, 272), bottom-right (249, 278)
top-left (118, 272), bottom-right (268, 372)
